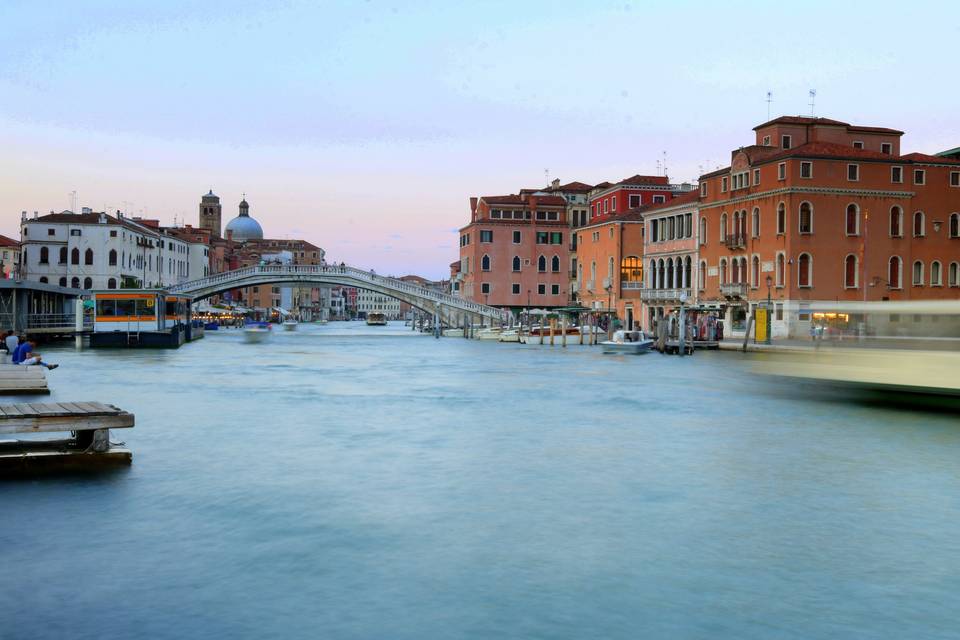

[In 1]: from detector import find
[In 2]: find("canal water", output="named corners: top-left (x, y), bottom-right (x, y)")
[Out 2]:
top-left (2, 322), bottom-right (958, 639)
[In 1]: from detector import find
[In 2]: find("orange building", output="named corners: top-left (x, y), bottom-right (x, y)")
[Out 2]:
top-left (458, 192), bottom-right (570, 312)
top-left (697, 116), bottom-right (960, 338)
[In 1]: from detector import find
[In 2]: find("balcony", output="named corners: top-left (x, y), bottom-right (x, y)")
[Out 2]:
top-left (724, 234), bottom-right (746, 250)
top-left (639, 288), bottom-right (692, 301)
top-left (720, 282), bottom-right (748, 298)
top-left (621, 281), bottom-right (644, 290)
top-left (569, 241), bottom-right (578, 251)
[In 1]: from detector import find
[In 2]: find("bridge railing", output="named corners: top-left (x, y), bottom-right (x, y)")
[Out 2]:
top-left (169, 264), bottom-right (509, 320)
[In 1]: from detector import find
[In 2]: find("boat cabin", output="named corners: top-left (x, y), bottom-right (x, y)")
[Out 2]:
top-left (90, 289), bottom-right (197, 348)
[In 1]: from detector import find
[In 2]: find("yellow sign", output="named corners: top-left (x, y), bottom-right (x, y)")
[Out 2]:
top-left (755, 308), bottom-right (768, 342)
top-left (146, 299), bottom-right (155, 308)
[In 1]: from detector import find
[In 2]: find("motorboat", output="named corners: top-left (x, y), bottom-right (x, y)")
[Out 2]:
top-left (442, 328), bottom-right (464, 337)
top-left (366, 312), bottom-right (388, 326)
top-left (243, 321), bottom-right (272, 343)
top-left (498, 329), bottom-right (521, 343)
top-left (282, 319), bottom-right (298, 331)
top-left (601, 330), bottom-right (654, 354)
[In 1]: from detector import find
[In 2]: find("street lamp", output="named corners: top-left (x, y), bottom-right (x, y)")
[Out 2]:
top-left (764, 274), bottom-right (772, 345)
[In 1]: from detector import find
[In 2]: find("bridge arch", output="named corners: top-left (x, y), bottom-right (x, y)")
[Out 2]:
top-left (167, 264), bottom-right (508, 327)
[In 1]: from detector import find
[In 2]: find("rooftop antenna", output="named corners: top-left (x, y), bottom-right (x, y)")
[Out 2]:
top-left (544, 168), bottom-right (550, 186)
top-left (766, 91), bottom-right (773, 120)
top-left (69, 190), bottom-right (77, 213)
top-left (656, 159), bottom-right (661, 176)
top-left (662, 151), bottom-right (668, 178)
top-left (809, 89), bottom-right (817, 116)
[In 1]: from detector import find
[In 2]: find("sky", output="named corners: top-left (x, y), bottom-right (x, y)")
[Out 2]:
top-left (1, 0), bottom-right (958, 279)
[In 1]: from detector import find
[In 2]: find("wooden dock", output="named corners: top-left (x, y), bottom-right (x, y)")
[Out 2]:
top-left (0, 364), bottom-right (49, 395)
top-left (0, 401), bottom-right (134, 476)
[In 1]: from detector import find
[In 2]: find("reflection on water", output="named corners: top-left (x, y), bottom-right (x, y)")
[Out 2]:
top-left (2, 322), bottom-right (959, 639)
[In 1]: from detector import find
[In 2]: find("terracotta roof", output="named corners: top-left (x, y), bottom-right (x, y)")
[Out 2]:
top-left (617, 174), bottom-right (669, 186)
top-left (480, 194), bottom-right (567, 207)
top-left (759, 141), bottom-right (907, 164)
top-left (0, 234), bottom-right (20, 248)
top-left (25, 211), bottom-right (164, 236)
top-left (899, 152), bottom-right (960, 165)
top-left (644, 189), bottom-right (700, 211)
top-left (753, 116), bottom-right (850, 130)
top-left (847, 125), bottom-right (904, 135)
top-left (553, 181), bottom-right (593, 192)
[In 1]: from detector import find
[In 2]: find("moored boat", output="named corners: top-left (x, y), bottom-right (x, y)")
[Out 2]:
top-left (601, 330), bottom-right (654, 354)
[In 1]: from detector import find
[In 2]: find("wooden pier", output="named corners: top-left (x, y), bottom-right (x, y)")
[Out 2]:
top-left (0, 402), bottom-right (134, 476)
top-left (0, 364), bottom-right (50, 395)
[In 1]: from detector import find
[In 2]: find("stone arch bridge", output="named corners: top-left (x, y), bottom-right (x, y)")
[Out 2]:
top-left (167, 264), bottom-right (508, 328)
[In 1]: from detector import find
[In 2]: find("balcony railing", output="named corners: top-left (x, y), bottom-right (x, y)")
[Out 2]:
top-left (724, 234), bottom-right (746, 250)
top-left (640, 288), bottom-right (692, 301)
top-left (621, 281), bottom-right (644, 290)
top-left (720, 282), bottom-right (748, 298)
top-left (569, 242), bottom-right (578, 251)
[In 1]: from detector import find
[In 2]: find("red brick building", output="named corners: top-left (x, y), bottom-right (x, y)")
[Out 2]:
top-left (457, 192), bottom-right (570, 312)
top-left (697, 116), bottom-right (960, 338)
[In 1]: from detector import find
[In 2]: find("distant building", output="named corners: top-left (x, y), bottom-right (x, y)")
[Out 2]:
top-left (0, 235), bottom-right (21, 279)
top-left (224, 197), bottom-right (264, 242)
top-left (356, 290), bottom-right (401, 319)
top-left (198, 190), bottom-right (223, 238)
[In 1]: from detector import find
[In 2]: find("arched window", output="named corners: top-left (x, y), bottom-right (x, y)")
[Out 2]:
top-left (698, 260), bottom-right (706, 289)
top-left (913, 260), bottom-right (924, 285)
top-left (512, 256), bottom-right (521, 272)
top-left (621, 256), bottom-right (642, 282)
top-left (59, 247), bottom-right (67, 264)
top-left (39, 246), bottom-right (49, 264)
top-left (71, 247), bottom-right (80, 265)
top-left (21, 249), bottom-right (26, 265)
top-left (913, 211), bottom-right (925, 237)
top-left (71, 277), bottom-right (80, 289)
top-left (649, 260), bottom-right (656, 288)
top-left (949, 262), bottom-right (960, 287)
top-left (798, 253), bottom-right (812, 287)
top-left (668, 217), bottom-right (676, 240)
top-left (799, 202), bottom-right (813, 234)
top-left (777, 202), bottom-right (785, 234)
top-left (657, 259), bottom-right (665, 289)
top-left (751, 255), bottom-right (760, 287)
top-left (845, 203), bottom-right (859, 236)
top-left (537, 255), bottom-right (546, 272)
top-left (85, 248), bottom-right (94, 265)
top-left (738, 210), bottom-right (747, 238)
top-left (608, 256), bottom-right (614, 280)
top-left (590, 261), bottom-right (596, 284)
top-left (83, 277), bottom-right (92, 290)
top-left (720, 213), bottom-right (728, 241)
top-left (950, 213), bottom-right (959, 238)
top-left (551, 255), bottom-right (560, 272)
top-left (776, 253), bottom-right (785, 287)
top-left (844, 255), bottom-right (858, 288)
top-left (58, 277), bottom-right (67, 287)
top-left (666, 258), bottom-right (674, 288)
top-left (684, 257), bottom-right (692, 289)
top-left (751, 207), bottom-right (760, 238)
top-left (731, 256), bottom-right (740, 283)
top-left (106, 278), bottom-right (116, 289)
top-left (889, 256), bottom-right (902, 289)
top-left (109, 249), bottom-right (117, 266)
top-left (481, 254), bottom-right (490, 271)
top-left (39, 276), bottom-right (48, 283)
top-left (699, 217), bottom-right (707, 245)
top-left (890, 206), bottom-right (903, 237)
top-left (719, 258), bottom-right (727, 285)
top-left (931, 261), bottom-right (942, 286)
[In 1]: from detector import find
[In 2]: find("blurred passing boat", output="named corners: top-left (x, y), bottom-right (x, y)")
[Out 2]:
top-left (753, 301), bottom-right (960, 397)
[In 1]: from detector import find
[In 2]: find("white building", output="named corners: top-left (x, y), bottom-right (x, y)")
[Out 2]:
top-left (20, 209), bottom-right (208, 290)
top-left (356, 289), bottom-right (401, 319)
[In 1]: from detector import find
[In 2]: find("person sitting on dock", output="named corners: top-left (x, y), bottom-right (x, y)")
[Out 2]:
top-left (12, 339), bottom-right (58, 370)
top-left (3, 330), bottom-right (18, 355)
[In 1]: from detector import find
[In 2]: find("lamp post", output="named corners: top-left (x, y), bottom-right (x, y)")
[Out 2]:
top-left (526, 289), bottom-right (531, 330)
top-left (765, 274), bottom-right (772, 345)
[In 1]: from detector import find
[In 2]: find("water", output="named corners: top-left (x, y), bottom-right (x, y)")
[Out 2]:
top-left (2, 322), bottom-right (959, 639)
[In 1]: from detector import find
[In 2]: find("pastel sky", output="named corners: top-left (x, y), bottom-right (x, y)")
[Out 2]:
top-left (1, 0), bottom-right (957, 279)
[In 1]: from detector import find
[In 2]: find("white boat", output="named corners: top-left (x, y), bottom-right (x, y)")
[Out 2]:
top-left (282, 320), bottom-right (298, 331)
top-left (243, 324), bottom-right (271, 343)
top-left (476, 327), bottom-right (502, 341)
top-left (366, 312), bottom-right (387, 326)
top-left (601, 330), bottom-right (654, 354)
top-left (498, 329), bottom-right (521, 343)
top-left (442, 328), bottom-right (464, 337)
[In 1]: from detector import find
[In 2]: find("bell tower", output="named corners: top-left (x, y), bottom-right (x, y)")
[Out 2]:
top-left (199, 189), bottom-right (222, 237)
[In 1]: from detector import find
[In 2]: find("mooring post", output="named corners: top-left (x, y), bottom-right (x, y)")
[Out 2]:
top-left (74, 295), bottom-right (84, 350)
top-left (549, 318), bottom-right (555, 346)
top-left (561, 315), bottom-right (567, 348)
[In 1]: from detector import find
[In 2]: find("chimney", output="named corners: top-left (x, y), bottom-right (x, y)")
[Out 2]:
top-left (33, 211), bottom-right (38, 219)
top-left (551, 178), bottom-right (560, 189)
top-left (99, 213), bottom-right (107, 224)
top-left (21, 211), bottom-right (26, 221)
top-left (82, 207), bottom-right (92, 214)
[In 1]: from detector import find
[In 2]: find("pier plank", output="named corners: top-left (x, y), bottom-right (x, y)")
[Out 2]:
top-left (0, 413), bottom-right (134, 435)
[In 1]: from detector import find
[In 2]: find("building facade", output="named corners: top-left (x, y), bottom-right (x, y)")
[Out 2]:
top-left (697, 116), bottom-right (960, 338)
top-left (0, 235), bottom-right (21, 279)
top-left (458, 192), bottom-right (570, 312)
top-left (642, 191), bottom-right (700, 329)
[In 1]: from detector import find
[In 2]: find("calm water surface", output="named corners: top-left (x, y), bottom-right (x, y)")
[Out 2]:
top-left (1, 322), bottom-right (958, 639)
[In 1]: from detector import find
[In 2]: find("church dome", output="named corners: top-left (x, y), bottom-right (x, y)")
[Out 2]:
top-left (225, 214), bottom-right (263, 241)
top-left (225, 197), bottom-right (263, 241)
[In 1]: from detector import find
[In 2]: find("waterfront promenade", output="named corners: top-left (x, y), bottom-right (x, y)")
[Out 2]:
top-left (2, 322), bottom-right (958, 639)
